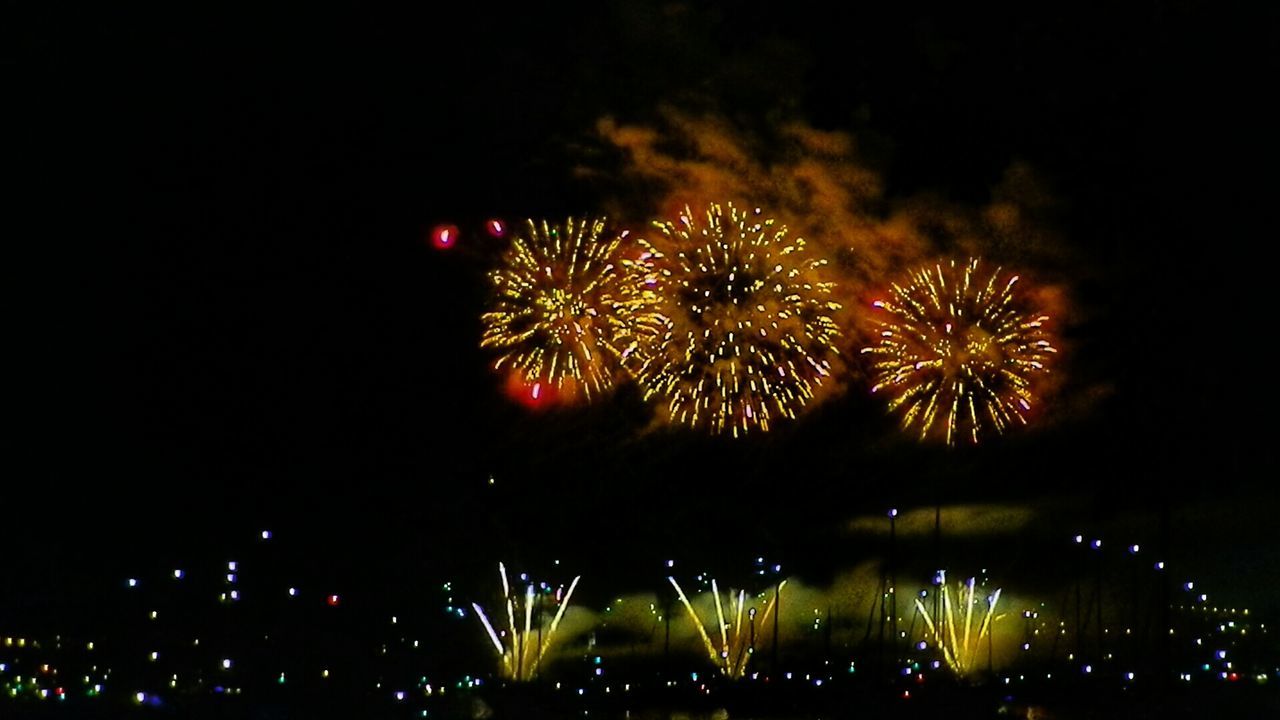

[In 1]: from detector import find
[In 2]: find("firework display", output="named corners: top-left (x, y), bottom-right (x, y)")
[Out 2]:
top-left (471, 563), bottom-right (581, 681)
top-left (914, 571), bottom-right (1004, 678)
top-left (668, 576), bottom-right (785, 679)
top-left (480, 217), bottom-right (661, 403)
top-left (862, 258), bottom-right (1056, 445)
top-left (632, 203), bottom-right (841, 436)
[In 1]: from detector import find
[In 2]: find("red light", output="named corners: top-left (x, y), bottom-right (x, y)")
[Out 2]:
top-left (1228, 672), bottom-right (1240, 682)
top-left (502, 373), bottom-right (561, 409)
top-left (327, 594), bottom-right (340, 607)
top-left (430, 224), bottom-right (459, 250)
top-left (486, 219), bottom-right (506, 238)
top-left (55, 688), bottom-right (65, 696)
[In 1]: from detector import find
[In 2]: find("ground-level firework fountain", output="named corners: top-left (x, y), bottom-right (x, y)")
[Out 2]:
top-left (471, 563), bottom-right (581, 681)
top-left (667, 576), bottom-right (786, 679)
top-left (914, 570), bottom-right (1004, 678)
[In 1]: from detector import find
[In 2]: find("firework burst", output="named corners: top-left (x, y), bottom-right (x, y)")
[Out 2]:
top-left (862, 258), bottom-right (1056, 445)
top-left (914, 571), bottom-right (1004, 678)
top-left (471, 563), bottom-right (581, 681)
top-left (634, 203), bottom-right (841, 436)
top-left (668, 576), bottom-right (786, 679)
top-left (481, 217), bottom-right (661, 403)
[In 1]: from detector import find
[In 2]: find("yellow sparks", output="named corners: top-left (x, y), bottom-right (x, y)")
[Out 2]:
top-left (634, 203), bottom-right (841, 436)
top-left (481, 217), bottom-right (662, 402)
top-left (668, 576), bottom-right (786, 679)
top-left (914, 571), bottom-right (1004, 678)
top-left (862, 258), bottom-right (1056, 445)
top-left (471, 563), bottom-right (581, 681)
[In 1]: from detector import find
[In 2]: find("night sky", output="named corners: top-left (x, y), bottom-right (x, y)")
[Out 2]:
top-left (11, 3), bottom-right (1279, 635)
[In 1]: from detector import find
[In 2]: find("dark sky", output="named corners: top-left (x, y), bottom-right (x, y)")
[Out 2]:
top-left (11, 4), bottom-right (1279, 624)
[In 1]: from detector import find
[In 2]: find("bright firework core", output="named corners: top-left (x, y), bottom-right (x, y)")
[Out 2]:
top-left (863, 258), bottom-right (1056, 445)
top-left (635, 203), bottom-right (841, 436)
top-left (480, 217), bottom-right (661, 404)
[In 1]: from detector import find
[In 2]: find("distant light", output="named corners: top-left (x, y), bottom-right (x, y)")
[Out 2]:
top-left (531, 383), bottom-right (541, 400)
top-left (322, 669), bottom-right (330, 678)
top-left (917, 641), bottom-right (927, 650)
top-left (1129, 544), bottom-right (1140, 554)
top-left (391, 616), bottom-right (397, 624)
top-left (227, 574), bottom-right (236, 583)
top-left (395, 691), bottom-right (406, 701)
top-left (1155, 561), bottom-right (1165, 570)
top-left (667, 560), bottom-right (675, 568)
top-left (261, 530), bottom-right (272, 540)
top-left (1074, 535), bottom-right (1083, 543)
top-left (150, 651), bottom-right (159, 661)
top-left (228, 561), bottom-right (237, 571)
top-left (485, 219), bottom-right (506, 238)
top-left (222, 659), bottom-right (233, 669)
top-left (288, 587), bottom-right (298, 596)
top-left (1126, 672), bottom-right (1135, 680)
top-left (1083, 664), bottom-right (1092, 673)
top-left (230, 590), bottom-right (239, 600)
top-left (150, 610), bottom-right (158, 620)
top-left (1185, 581), bottom-right (1195, 591)
top-left (431, 224), bottom-right (459, 249)
top-left (889, 508), bottom-right (898, 518)
top-left (135, 692), bottom-right (146, 704)
top-left (1091, 539), bottom-right (1102, 549)
top-left (127, 578), bottom-right (138, 588)
top-left (328, 594), bottom-right (341, 607)
top-left (173, 569), bottom-right (184, 579)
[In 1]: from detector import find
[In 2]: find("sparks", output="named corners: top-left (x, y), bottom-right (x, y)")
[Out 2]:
top-left (914, 571), bottom-right (1004, 678)
top-left (481, 217), bottom-right (662, 404)
top-left (471, 562), bottom-right (581, 681)
top-left (633, 203), bottom-right (841, 436)
top-left (668, 575), bottom-right (786, 679)
top-left (862, 258), bottom-right (1056, 444)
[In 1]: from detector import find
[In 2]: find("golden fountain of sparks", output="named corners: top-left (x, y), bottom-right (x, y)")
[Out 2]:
top-left (914, 570), bottom-right (1004, 678)
top-left (668, 575), bottom-right (786, 679)
top-left (471, 562), bottom-right (581, 681)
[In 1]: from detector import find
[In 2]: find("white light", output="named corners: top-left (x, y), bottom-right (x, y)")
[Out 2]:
top-left (395, 691), bottom-right (406, 701)
top-left (1130, 544), bottom-right (1140, 554)
top-left (135, 692), bottom-right (146, 703)
top-left (127, 578), bottom-right (137, 588)
top-left (173, 569), bottom-right (184, 579)
top-left (1074, 534), bottom-right (1083, 543)
top-left (261, 530), bottom-right (272, 540)
top-left (288, 587), bottom-right (297, 596)
top-left (222, 659), bottom-right (233, 669)
top-left (228, 561), bottom-right (237, 571)
top-left (150, 651), bottom-right (159, 661)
